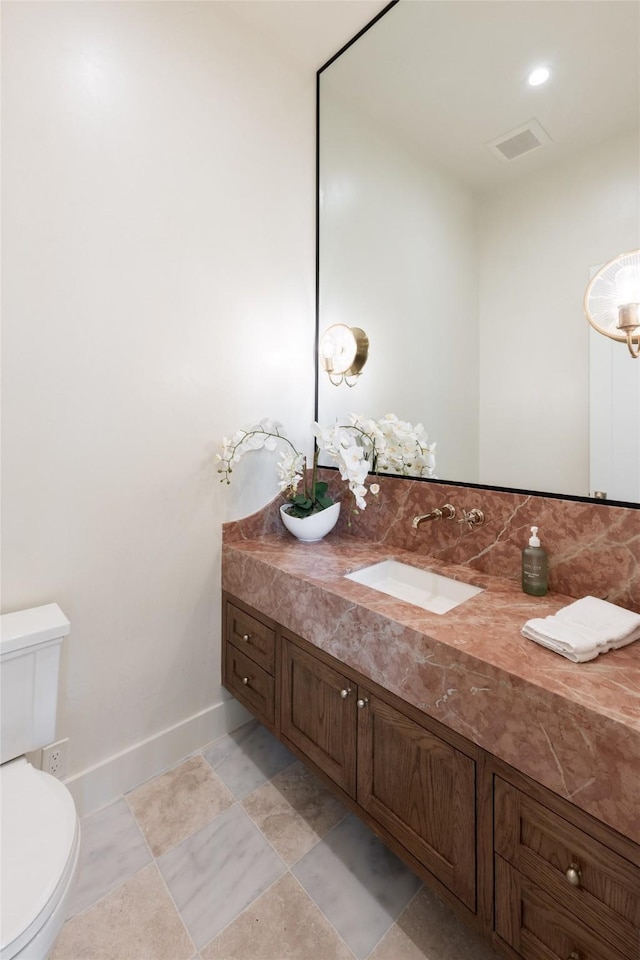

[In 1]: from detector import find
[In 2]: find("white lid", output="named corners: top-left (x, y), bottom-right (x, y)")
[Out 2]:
top-left (0, 604), bottom-right (69, 656)
top-left (0, 759), bottom-right (78, 953)
top-left (529, 526), bottom-right (541, 547)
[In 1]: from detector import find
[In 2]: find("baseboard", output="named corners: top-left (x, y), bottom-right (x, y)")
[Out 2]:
top-left (64, 698), bottom-right (252, 817)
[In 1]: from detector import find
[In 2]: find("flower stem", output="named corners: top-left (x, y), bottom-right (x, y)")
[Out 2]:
top-left (311, 446), bottom-right (318, 500)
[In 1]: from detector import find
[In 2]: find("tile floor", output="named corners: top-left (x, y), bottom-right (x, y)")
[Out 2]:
top-left (52, 720), bottom-right (502, 960)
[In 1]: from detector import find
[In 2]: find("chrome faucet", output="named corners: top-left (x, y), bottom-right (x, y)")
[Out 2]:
top-left (412, 504), bottom-right (456, 529)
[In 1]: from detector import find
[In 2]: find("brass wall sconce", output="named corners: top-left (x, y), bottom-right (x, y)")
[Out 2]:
top-left (319, 324), bottom-right (369, 386)
top-left (584, 249), bottom-right (640, 358)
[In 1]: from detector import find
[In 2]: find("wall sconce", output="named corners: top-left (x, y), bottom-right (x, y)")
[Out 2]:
top-left (584, 249), bottom-right (640, 358)
top-left (319, 324), bottom-right (369, 386)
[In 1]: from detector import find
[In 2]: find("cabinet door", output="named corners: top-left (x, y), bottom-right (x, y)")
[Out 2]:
top-left (280, 635), bottom-right (357, 797)
top-left (357, 691), bottom-right (476, 910)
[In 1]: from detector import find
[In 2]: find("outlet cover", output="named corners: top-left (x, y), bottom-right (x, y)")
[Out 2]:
top-left (42, 738), bottom-right (69, 780)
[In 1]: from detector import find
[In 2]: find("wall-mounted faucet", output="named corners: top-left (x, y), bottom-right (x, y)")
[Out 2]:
top-left (412, 504), bottom-right (456, 529)
top-left (412, 504), bottom-right (485, 530)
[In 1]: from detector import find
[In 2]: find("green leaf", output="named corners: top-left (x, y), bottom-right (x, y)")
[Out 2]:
top-left (286, 503), bottom-right (314, 518)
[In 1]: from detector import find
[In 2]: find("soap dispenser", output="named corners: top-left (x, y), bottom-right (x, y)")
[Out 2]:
top-left (522, 526), bottom-right (548, 596)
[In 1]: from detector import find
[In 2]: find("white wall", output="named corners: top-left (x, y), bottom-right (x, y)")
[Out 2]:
top-left (1, 0), bottom-right (323, 811)
top-left (318, 93), bottom-right (480, 482)
top-left (478, 133), bottom-right (639, 495)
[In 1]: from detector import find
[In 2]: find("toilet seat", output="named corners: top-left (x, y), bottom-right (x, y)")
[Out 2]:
top-left (1, 758), bottom-right (80, 960)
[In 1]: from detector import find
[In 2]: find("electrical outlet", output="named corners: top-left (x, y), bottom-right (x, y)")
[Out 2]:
top-left (42, 739), bottom-right (69, 779)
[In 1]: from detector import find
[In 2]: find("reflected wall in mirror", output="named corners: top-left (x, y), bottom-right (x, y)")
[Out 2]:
top-left (317, 0), bottom-right (640, 503)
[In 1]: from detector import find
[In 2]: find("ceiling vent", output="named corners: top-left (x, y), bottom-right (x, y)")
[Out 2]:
top-left (486, 119), bottom-right (552, 162)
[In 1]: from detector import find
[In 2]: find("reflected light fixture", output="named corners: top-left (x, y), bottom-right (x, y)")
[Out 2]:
top-left (584, 249), bottom-right (640, 358)
top-left (319, 324), bottom-right (369, 386)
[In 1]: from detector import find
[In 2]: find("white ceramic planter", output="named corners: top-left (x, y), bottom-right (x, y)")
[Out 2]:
top-left (280, 502), bottom-right (340, 543)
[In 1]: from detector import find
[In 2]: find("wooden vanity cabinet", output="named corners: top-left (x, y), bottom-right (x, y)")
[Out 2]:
top-left (221, 592), bottom-right (640, 960)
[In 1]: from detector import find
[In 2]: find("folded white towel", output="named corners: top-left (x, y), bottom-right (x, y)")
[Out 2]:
top-left (522, 596), bottom-right (640, 663)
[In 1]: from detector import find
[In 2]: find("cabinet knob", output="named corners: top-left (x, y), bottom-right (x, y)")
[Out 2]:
top-left (242, 676), bottom-right (249, 685)
top-left (340, 687), bottom-right (352, 699)
top-left (356, 697), bottom-right (369, 709)
top-left (568, 952), bottom-right (581, 960)
top-left (241, 633), bottom-right (251, 642)
top-left (565, 863), bottom-right (581, 887)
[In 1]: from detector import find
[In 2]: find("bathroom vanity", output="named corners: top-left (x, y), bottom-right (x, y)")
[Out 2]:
top-left (221, 508), bottom-right (640, 960)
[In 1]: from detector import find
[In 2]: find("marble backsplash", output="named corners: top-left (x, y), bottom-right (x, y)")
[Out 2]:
top-left (223, 471), bottom-right (640, 613)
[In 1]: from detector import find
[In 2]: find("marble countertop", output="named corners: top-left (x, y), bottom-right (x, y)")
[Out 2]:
top-left (222, 531), bottom-right (640, 845)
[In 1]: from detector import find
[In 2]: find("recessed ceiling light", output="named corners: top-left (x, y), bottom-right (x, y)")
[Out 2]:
top-left (528, 66), bottom-right (551, 87)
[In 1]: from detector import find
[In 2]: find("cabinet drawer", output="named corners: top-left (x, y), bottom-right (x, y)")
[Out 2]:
top-left (495, 777), bottom-right (639, 959)
top-left (225, 601), bottom-right (275, 674)
top-left (224, 644), bottom-right (275, 728)
top-left (495, 856), bottom-right (628, 960)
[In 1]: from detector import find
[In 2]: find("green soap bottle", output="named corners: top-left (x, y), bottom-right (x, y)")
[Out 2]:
top-left (522, 526), bottom-right (548, 596)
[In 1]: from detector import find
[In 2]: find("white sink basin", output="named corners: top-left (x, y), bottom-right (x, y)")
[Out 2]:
top-left (345, 560), bottom-right (483, 614)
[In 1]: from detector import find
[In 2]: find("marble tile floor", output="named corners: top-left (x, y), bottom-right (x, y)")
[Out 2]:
top-left (52, 720), bottom-right (502, 960)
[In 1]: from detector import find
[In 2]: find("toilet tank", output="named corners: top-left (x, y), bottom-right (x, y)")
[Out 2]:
top-left (0, 604), bottom-right (70, 764)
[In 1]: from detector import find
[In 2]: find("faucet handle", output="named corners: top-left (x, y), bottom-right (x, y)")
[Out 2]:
top-left (458, 508), bottom-right (485, 528)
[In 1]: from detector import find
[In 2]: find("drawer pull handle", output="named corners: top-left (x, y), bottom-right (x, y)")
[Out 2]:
top-left (565, 863), bottom-right (582, 887)
top-left (242, 676), bottom-right (250, 685)
top-left (568, 952), bottom-right (581, 960)
top-left (357, 697), bottom-right (369, 709)
top-left (340, 687), bottom-right (352, 699)
top-left (241, 633), bottom-right (252, 642)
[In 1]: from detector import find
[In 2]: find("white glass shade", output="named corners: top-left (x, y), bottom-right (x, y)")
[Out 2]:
top-left (616, 265), bottom-right (640, 305)
top-left (584, 249), bottom-right (640, 343)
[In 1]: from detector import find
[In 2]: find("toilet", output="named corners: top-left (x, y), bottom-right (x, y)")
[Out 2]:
top-left (1, 605), bottom-right (80, 960)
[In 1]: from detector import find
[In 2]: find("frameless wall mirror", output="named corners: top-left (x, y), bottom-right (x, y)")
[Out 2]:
top-left (316, 0), bottom-right (640, 505)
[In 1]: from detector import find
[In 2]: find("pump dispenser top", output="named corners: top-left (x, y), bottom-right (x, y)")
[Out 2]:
top-left (522, 525), bottom-right (548, 596)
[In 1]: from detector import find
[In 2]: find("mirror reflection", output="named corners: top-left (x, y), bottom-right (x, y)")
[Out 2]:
top-left (317, 0), bottom-right (640, 503)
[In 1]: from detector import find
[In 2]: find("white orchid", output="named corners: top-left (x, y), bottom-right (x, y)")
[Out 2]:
top-left (217, 421), bottom-right (334, 519)
top-left (277, 451), bottom-right (305, 495)
top-left (218, 413), bottom-right (436, 518)
top-left (313, 413), bottom-right (436, 512)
